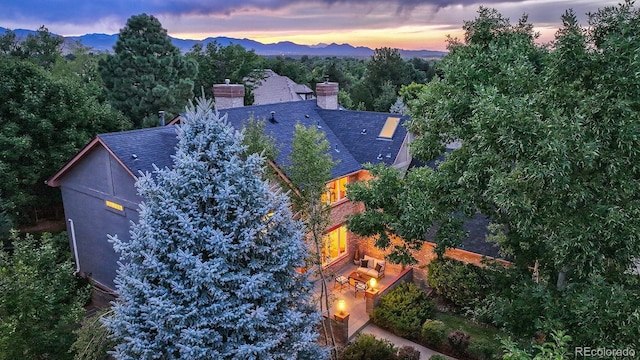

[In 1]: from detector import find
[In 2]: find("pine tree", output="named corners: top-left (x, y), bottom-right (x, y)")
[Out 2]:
top-left (106, 97), bottom-right (325, 359)
top-left (99, 14), bottom-right (195, 127)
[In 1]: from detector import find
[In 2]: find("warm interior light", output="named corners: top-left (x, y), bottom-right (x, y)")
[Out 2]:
top-left (369, 278), bottom-right (377, 289)
top-left (337, 299), bottom-right (346, 315)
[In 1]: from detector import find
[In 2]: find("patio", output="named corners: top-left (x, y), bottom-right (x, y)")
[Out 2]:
top-left (312, 262), bottom-right (401, 339)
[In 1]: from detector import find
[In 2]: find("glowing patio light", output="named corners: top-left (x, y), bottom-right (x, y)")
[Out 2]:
top-left (337, 299), bottom-right (346, 315)
top-left (369, 278), bottom-right (377, 289)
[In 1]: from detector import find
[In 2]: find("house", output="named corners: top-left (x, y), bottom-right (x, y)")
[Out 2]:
top-left (251, 69), bottom-right (315, 105)
top-left (46, 80), bottom-right (413, 294)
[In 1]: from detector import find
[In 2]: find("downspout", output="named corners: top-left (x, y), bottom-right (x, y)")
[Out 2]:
top-left (68, 218), bottom-right (81, 276)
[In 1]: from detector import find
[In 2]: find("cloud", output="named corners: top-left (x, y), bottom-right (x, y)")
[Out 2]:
top-left (0, 1), bottom-right (536, 25)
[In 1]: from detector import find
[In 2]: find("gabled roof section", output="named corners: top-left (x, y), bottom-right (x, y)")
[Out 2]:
top-left (317, 109), bottom-right (409, 166)
top-left (98, 126), bottom-right (179, 177)
top-left (252, 69), bottom-right (314, 105)
top-left (220, 100), bottom-right (361, 179)
top-left (49, 99), bottom-right (411, 187)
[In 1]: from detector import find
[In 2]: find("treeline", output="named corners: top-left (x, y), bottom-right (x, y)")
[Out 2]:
top-left (0, 14), bottom-right (438, 227)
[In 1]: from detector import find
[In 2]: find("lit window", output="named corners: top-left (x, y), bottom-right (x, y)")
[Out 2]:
top-left (378, 117), bottom-right (400, 140)
top-left (322, 226), bottom-right (348, 266)
top-left (105, 200), bottom-right (123, 211)
top-left (321, 176), bottom-right (349, 204)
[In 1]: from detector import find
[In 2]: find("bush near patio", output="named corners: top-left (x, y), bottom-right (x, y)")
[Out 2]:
top-left (338, 333), bottom-right (420, 360)
top-left (372, 280), bottom-right (503, 360)
top-left (426, 257), bottom-right (493, 309)
top-left (371, 282), bottom-right (434, 338)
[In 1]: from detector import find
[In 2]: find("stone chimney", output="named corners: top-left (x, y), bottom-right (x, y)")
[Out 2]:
top-left (212, 79), bottom-right (244, 109)
top-left (316, 77), bottom-right (339, 110)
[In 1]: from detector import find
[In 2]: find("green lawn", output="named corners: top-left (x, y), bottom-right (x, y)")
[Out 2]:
top-left (433, 311), bottom-right (503, 343)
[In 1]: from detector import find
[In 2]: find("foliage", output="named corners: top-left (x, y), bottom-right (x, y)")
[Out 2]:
top-left (429, 356), bottom-right (447, 360)
top-left (467, 339), bottom-right (500, 360)
top-left (240, 114), bottom-right (279, 162)
top-left (70, 307), bottom-right (115, 360)
top-left (99, 14), bottom-right (195, 127)
top-left (448, 330), bottom-right (471, 354)
top-left (346, 163), bottom-right (437, 266)
top-left (0, 26), bottom-right (63, 69)
top-left (287, 123), bottom-right (336, 217)
top-left (501, 330), bottom-right (571, 360)
top-left (185, 41), bottom-right (264, 104)
top-left (0, 231), bottom-right (89, 359)
top-left (0, 57), bottom-right (130, 224)
top-left (396, 346), bottom-right (421, 360)
top-left (106, 97), bottom-right (325, 359)
top-left (426, 257), bottom-right (489, 308)
top-left (286, 122), bottom-right (338, 357)
top-left (421, 319), bottom-right (447, 347)
top-left (406, 2), bottom-right (640, 347)
top-left (339, 333), bottom-right (397, 360)
top-left (371, 282), bottom-right (434, 338)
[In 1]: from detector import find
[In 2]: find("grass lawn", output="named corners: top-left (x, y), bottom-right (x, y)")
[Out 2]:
top-left (434, 311), bottom-right (504, 343)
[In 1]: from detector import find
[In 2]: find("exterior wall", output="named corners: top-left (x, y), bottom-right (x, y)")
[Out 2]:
top-left (59, 146), bottom-right (140, 291)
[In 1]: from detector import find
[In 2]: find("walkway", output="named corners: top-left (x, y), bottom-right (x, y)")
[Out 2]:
top-left (360, 323), bottom-right (456, 360)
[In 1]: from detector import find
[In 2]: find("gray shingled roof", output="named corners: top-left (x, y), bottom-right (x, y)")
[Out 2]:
top-left (97, 100), bottom-right (409, 180)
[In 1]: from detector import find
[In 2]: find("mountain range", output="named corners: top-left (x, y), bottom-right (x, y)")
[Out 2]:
top-left (0, 26), bottom-right (447, 58)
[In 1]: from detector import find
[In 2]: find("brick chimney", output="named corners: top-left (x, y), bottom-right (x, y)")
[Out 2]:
top-left (316, 77), bottom-right (339, 110)
top-left (212, 79), bottom-right (244, 109)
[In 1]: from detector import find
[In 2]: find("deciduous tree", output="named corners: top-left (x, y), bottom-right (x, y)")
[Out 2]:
top-left (0, 57), bottom-right (130, 223)
top-left (0, 232), bottom-right (89, 360)
top-left (406, 2), bottom-right (640, 348)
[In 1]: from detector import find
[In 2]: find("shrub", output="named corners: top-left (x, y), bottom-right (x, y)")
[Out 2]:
top-left (396, 345), bottom-right (421, 360)
top-left (339, 333), bottom-right (397, 360)
top-left (427, 257), bottom-right (490, 309)
top-left (371, 282), bottom-right (434, 338)
top-left (429, 355), bottom-right (448, 360)
top-left (467, 338), bottom-right (500, 360)
top-left (448, 330), bottom-right (471, 354)
top-left (70, 307), bottom-right (115, 360)
top-left (421, 319), bottom-right (447, 347)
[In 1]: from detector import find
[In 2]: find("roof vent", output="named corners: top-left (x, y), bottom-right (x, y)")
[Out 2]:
top-left (316, 121), bottom-right (322, 129)
top-left (360, 128), bottom-right (367, 135)
top-left (224, 78), bottom-right (230, 85)
top-left (305, 114), bottom-right (310, 118)
top-left (269, 111), bottom-right (278, 124)
top-left (386, 153), bottom-right (392, 159)
top-left (334, 144), bottom-right (340, 153)
top-left (376, 153), bottom-right (383, 160)
top-left (131, 154), bottom-right (138, 160)
top-left (323, 75), bottom-right (329, 84)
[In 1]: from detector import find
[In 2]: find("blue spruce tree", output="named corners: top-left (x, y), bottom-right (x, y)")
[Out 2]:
top-left (106, 97), bottom-right (325, 359)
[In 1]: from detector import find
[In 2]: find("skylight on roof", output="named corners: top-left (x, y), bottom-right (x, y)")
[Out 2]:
top-left (378, 117), bottom-right (400, 140)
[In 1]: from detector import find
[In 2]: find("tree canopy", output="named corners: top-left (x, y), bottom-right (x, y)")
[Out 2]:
top-left (0, 57), bottom-right (130, 223)
top-left (186, 41), bottom-right (264, 104)
top-left (0, 232), bottom-right (89, 360)
top-left (106, 97), bottom-right (324, 359)
top-left (99, 14), bottom-right (195, 127)
top-left (404, 2), bottom-right (640, 347)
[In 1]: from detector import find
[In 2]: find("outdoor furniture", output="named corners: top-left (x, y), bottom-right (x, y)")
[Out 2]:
top-left (348, 271), bottom-right (370, 298)
top-left (334, 275), bottom-right (348, 292)
top-left (354, 282), bottom-right (367, 298)
top-left (356, 255), bottom-right (385, 279)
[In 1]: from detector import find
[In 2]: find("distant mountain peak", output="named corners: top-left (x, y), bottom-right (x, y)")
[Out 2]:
top-left (0, 26), bottom-right (447, 58)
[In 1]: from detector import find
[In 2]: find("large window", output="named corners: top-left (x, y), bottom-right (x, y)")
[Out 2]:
top-left (321, 176), bottom-right (349, 204)
top-left (322, 226), bottom-right (347, 266)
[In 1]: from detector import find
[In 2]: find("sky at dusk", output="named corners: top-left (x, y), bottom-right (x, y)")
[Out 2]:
top-left (0, 1), bottom-right (621, 51)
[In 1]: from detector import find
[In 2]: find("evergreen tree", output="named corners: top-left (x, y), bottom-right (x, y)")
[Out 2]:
top-left (106, 97), bottom-right (325, 359)
top-left (99, 14), bottom-right (195, 127)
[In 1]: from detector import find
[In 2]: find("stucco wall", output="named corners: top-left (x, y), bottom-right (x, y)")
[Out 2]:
top-left (59, 146), bottom-right (139, 291)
